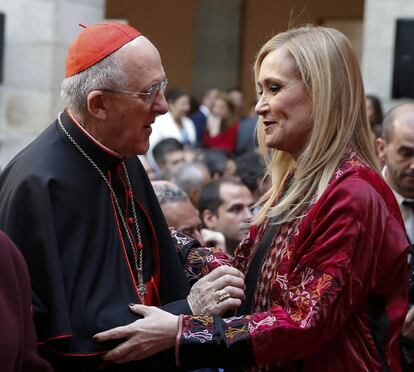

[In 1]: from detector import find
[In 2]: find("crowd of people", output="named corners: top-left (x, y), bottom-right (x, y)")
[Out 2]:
top-left (0, 20), bottom-right (413, 372)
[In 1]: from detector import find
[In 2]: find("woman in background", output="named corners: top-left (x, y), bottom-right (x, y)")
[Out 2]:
top-left (366, 94), bottom-right (384, 129)
top-left (366, 94), bottom-right (384, 140)
top-left (202, 92), bottom-right (240, 153)
top-left (149, 87), bottom-right (196, 155)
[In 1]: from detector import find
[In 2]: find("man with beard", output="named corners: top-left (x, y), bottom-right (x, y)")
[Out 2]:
top-left (377, 101), bottom-right (414, 369)
top-left (377, 102), bottom-right (414, 241)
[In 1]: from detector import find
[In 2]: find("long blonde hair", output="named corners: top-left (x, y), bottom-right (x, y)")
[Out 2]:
top-left (254, 26), bottom-right (379, 225)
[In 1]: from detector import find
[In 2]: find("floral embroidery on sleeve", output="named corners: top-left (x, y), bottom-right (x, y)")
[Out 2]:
top-left (170, 228), bottom-right (231, 285)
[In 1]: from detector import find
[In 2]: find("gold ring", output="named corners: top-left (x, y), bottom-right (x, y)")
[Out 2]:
top-left (216, 289), bottom-right (230, 304)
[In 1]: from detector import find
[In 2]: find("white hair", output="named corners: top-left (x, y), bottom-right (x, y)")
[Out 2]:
top-left (60, 40), bottom-right (136, 113)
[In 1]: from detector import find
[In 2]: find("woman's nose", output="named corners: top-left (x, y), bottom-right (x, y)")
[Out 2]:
top-left (255, 95), bottom-right (268, 115)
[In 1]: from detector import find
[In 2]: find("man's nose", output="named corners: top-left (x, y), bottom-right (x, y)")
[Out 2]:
top-left (243, 206), bottom-right (253, 219)
top-left (153, 90), bottom-right (168, 115)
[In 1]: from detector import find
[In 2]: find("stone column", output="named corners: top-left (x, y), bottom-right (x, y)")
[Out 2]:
top-left (191, 0), bottom-right (242, 99)
top-left (362, 0), bottom-right (414, 112)
top-left (0, 0), bottom-right (105, 169)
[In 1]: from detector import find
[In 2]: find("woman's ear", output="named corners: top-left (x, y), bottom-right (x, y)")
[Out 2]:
top-left (86, 91), bottom-right (108, 120)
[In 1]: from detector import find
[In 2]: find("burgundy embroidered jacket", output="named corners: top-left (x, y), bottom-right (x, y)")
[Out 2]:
top-left (177, 153), bottom-right (409, 371)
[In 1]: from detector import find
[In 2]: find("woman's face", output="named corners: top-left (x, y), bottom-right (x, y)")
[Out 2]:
top-left (169, 95), bottom-right (191, 119)
top-left (255, 47), bottom-right (313, 159)
top-left (212, 98), bottom-right (231, 119)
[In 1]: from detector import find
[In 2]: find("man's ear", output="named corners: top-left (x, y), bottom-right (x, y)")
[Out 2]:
top-left (376, 137), bottom-right (387, 163)
top-left (187, 188), bottom-right (199, 207)
top-left (201, 209), bottom-right (218, 230)
top-left (86, 91), bottom-right (108, 120)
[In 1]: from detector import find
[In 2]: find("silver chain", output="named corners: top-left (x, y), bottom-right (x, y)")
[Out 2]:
top-left (57, 112), bottom-right (147, 300)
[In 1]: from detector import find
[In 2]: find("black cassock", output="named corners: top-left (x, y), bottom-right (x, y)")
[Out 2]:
top-left (0, 110), bottom-right (190, 371)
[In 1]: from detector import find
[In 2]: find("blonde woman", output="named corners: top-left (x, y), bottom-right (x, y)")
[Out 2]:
top-left (95, 26), bottom-right (408, 371)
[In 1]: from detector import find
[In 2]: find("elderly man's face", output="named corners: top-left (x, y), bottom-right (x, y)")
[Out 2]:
top-left (104, 37), bottom-right (168, 157)
top-left (162, 200), bottom-right (205, 245)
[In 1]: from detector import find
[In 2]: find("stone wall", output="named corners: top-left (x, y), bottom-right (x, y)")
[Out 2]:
top-left (191, 0), bottom-right (242, 99)
top-left (0, 0), bottom-right (105, 169)
top-left (362, 0), bottom-right (414, 112)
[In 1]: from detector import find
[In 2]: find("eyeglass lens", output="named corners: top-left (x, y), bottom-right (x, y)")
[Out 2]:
top-left (147, 80), bottom-right (168, 102)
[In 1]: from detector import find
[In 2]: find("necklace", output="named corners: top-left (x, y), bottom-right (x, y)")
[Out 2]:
top-left (57, 112), bottom-right (148, 301)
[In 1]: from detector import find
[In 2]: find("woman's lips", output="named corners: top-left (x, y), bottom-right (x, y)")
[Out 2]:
top-left (263, 121), bottom-right (277, 132)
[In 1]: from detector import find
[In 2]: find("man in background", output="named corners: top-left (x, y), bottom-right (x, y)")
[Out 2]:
top-left (152, 137), bottom-right (186, 179)
top-left (377, 102), bottom-right (414, 242)
top-left (198, 177), bottom-right (253, 256)
top-left (152, 180), bottom-right (205, 245)
top-left (168, 161), bottom-right (211, 206)
top-left (376, 102), bottom-right (414, 370)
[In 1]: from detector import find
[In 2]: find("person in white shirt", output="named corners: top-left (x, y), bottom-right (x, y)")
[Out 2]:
top-left (147, 87), bottom-right (196, 171)
top-left (149, 88), bottom-right (196, 149)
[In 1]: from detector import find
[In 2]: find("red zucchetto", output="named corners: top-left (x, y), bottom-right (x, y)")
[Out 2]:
top-left (65, 22), bottom-right (141, 77)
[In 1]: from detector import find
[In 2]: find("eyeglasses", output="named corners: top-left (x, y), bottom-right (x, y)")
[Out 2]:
top-left (99, 79), bottom-right (168, 104)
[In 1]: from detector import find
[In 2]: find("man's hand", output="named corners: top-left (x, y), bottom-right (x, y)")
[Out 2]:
top-left (402, 306), bottom-right (414, 339)
top-left (93, 304), bottom-right (178, 363)
top-left (187, 265), bottom-right (245, 315)
top-left (93, 265), bottom-right (245, 363)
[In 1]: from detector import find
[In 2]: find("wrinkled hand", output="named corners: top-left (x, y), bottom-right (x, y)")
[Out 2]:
top-left (187, 265), bottom-right (245, 315)
top-left (93, 304), bottom-right (178, 363)
top-left (402, 306), bottom-right (414, 339)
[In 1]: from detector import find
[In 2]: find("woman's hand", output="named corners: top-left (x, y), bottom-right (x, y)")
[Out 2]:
top-left (93, 304), bottom-right (178, 363)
